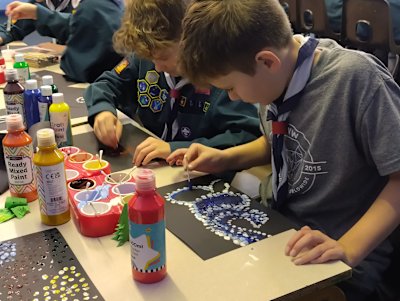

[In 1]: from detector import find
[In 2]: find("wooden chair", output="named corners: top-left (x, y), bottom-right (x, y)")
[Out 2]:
top-left (293, 285), bottom-right (346, 301)
top-left (279, 0), bottom-right (300, 33)
top-left (341, 0), bottom-right (400, 76)
top-left (297, 0), bottom-right (341, 41)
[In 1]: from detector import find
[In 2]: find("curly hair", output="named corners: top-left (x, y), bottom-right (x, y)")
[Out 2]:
top-left (180, 0), bottom-right (293, 84)
top-left (113, 0), bottom-right (187, 58)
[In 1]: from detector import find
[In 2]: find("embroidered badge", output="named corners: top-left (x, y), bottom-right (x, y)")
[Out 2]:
top-left (203, 101), bottom-right (210, 113)
top-left (145, 70), bottom-right (160, 84)
top-left (150, 99), bottom-right (163, 113)
top-left (138, 95), bottom-right (151, 107)
top-left (114, 58), bottom-right (129, 75)
top-left (137, 79), bottom-right (149, 93)
top-left (160, 89), bottom-right (169, 103)
top-left (149, 85), bottom-right (161, 99)
top-left (181, 127), bottom-right (191, 138)
top-left (179, 96), bottom-right (187, 108)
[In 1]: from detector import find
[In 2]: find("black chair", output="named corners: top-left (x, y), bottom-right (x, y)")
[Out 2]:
top-left (341, 0), bottom-right (400, 78)
top-left (297, 0), bottom-right (341, 41)
top-left (279, 0), bottom-right (300, 33)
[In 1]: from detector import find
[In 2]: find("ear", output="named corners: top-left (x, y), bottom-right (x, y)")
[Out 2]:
top-left (255, 50), bottom-right (281, 72)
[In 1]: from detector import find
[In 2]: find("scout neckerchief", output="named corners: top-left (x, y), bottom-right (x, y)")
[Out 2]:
top-left (267, 37), bottom-right (319, 209)
top-left (45, 0), bottom-right (71, 11)
top-left (162, 73), bottom-right (189, 141)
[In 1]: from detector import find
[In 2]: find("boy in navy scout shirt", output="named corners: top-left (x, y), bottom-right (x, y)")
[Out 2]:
top-left (84, 0), bottom-right (261, 167)
top-left (168, 0), bottom-right (400, 300)
top-left (0, 0), bottom-right (75, 45)
top-left (5, 0), bottom-right (123, 82)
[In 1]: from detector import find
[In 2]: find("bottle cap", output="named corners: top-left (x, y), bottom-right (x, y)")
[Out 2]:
top-left (14, 53), bottom-right (25, 63)
top-left (5, 68), bottom-right (18, 81)
top-left (42, 75), bottom-right (54, 86)
top-left (37, 128), bottom-right (56, 147)
top-left (134, 169), bottom-right (156, 191)
top-left (52, 93), bottom-right (64, 104)
top-left (40, 85), bottom-right (52, 96)
top-left (25, 79), bottom-right (38, 90)
top-left (5, 114), bottom-right (24, 131)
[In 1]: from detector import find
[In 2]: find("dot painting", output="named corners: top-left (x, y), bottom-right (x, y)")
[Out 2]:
top-left (165, 180), bottom-right (271, 247)
top-left (0, 228), bottom-right (104, 301)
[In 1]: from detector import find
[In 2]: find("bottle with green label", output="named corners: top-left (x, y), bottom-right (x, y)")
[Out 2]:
top-left (49, 93), bottom-right (73, 147)
top-left (33, 128), bottom-right (70, 226)
top-left (13, 53), bottom-right (30, 84)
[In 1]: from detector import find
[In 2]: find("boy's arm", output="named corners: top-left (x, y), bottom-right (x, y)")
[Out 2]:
top-left (174, 136), bottom-right (271, 174)
top-left (169, 90), bottom-right (261, 151)
top-left (35, 5), bottom-right (71, 44)
top-left (59, 0), bottom-right (123, 82)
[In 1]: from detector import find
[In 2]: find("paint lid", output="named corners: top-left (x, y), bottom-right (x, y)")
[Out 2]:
top-left (25, 79), bottom-right (38, 90)
top-left (52, 93), bottom-right (64, 104)
top-left (40, 85), bottom-right (52, 96)
top-left (134, 168), bottom-right (156, 191)
top-left (37, 128), bottom-right (56, 147)
top-left (42, 75), bottom-right (54, 85)
top-left (14, 53), bottom-right (25, 63)
top-left (6, 114), bottom-right (24, 131)
top-left (5, 68), bottom-right (18, 81)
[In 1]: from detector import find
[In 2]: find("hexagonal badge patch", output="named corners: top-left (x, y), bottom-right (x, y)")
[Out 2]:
top-left (145, 70), bottom-right (160, 84)
top-left (138, 94), bottom-right (151, 107)
top-left (138, 79), bottom-right (149, 93)
top-left (160, 89), bottom-right (169, 103)
top-left (150, 98), bottom-right (163, 113)
top-left (149, 85), bottom-right (161, 99)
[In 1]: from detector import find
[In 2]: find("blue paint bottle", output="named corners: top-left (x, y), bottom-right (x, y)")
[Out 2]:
top-left (24, 79), bottom-right (41, 129)
top-left (38, 85), bottom-right (52, 122)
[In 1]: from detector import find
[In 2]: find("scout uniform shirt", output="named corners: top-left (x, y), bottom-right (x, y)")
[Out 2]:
top-left (0, 0), bottom-right (76, 45)
top-left (85, 55), bottom-right (261, 151)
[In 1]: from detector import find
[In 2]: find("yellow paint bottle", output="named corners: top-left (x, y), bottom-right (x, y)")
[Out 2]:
top-left (49, 93), bottom-right (73, 148)
top-left (33, 128), bottom-right (70, 225)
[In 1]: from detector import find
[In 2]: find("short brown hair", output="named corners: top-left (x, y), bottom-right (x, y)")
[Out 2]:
top-left (180, 0), bottom-right (293, 84)
top-left (113, 0), bottom-right (187, 58)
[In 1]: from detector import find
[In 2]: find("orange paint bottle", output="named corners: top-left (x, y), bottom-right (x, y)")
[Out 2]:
top-left (2, 114), bottom-right (37, 202)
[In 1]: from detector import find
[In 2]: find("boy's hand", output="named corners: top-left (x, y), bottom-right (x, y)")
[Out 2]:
top-left (133, 137), bottom-right (171, 166)
top-left (285, 226), bottom-right (348, 265)
top-left (6, 2), bottom-right (38, 20)
top-left (93, 111), bottom-right (122, 149)
top-left (167, 143), bottom-right (229, 174)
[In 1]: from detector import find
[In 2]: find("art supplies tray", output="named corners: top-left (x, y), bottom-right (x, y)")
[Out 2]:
top-left (60, 147), bottom-right (136, 237)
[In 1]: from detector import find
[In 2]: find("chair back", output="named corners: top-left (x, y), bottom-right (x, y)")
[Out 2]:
top-left (280, 0), bottom-right (300, 33)
top-left (298, 0), bottom-right (340, 41)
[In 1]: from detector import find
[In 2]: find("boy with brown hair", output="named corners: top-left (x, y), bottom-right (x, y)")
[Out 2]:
top-left (84, 0), bottom-right (261, 166)
top-left (168, 0), bottom-right (400, 300)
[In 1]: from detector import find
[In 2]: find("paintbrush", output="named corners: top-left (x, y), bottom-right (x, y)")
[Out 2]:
top-left (184, 156), bottom-right (192, 190)
top-left (119, 165), bottom-right (137, 183)
top-left (6, 15), bottom-right (11, 32)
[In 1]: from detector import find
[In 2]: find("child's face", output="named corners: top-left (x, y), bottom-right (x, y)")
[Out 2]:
top-left (152, 43), bottom-right (180, 76)
top-left (209, 51), bottom-right (287, 105)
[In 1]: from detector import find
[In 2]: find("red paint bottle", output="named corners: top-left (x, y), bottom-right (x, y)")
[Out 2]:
top-left (128, 168), bottom-right (166, 283)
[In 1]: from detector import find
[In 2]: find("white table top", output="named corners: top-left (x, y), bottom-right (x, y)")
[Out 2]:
top-left (0, 122), bottom-right (351, 301)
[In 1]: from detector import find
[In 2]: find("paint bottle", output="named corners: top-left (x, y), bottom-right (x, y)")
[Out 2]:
top-left (2, 114), bottom-right (37, 202)
top-left (0, 55), bottom-right (6, 84)
top-left (49, 93), bottom-right (73, 147)
top-left (42, 75), bottom-right (58, 94)
top-left (33, 128), bottom-right (70, 225)
top-left (38, 85), bottom-right (52, 122)
top-left (13, 53), bottom-right (30, 83)
top-left (3, 69), bottom-right (26, 126)
top-left (128, 168), bottom-right (167, 283)
top-left (24, 79), bottom-right (41, 130)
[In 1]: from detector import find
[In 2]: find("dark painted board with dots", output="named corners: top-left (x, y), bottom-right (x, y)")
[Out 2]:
top-left (0, 228), bottom-right (104, 301)
top-left (158, 175), bottom-right (297, 260)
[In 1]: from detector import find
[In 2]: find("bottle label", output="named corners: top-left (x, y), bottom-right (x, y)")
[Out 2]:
top-left (129, 220), bottom-right (166, 272)
top-left (35, 162), bottom-right (69, 216)
top-left (5, 94), bottom-right (26, 126)
top-left (38, 102), bottom-right (49, 121)
top-left (3, 144), bottom-right (36, 194)
top-left (50, 111), bottom-right (71, 147)
top-left (16, 67), bottom-right (29, 83)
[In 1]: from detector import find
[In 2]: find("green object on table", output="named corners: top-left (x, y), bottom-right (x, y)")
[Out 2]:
top-left (10, 205), bottom-right (30, 219)
top-left (112, 204), bottom-right (129, 247)
top-left (0, 208), bottom-right (15, 223)
top-left (5, 196), bottom-right (28, 209)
